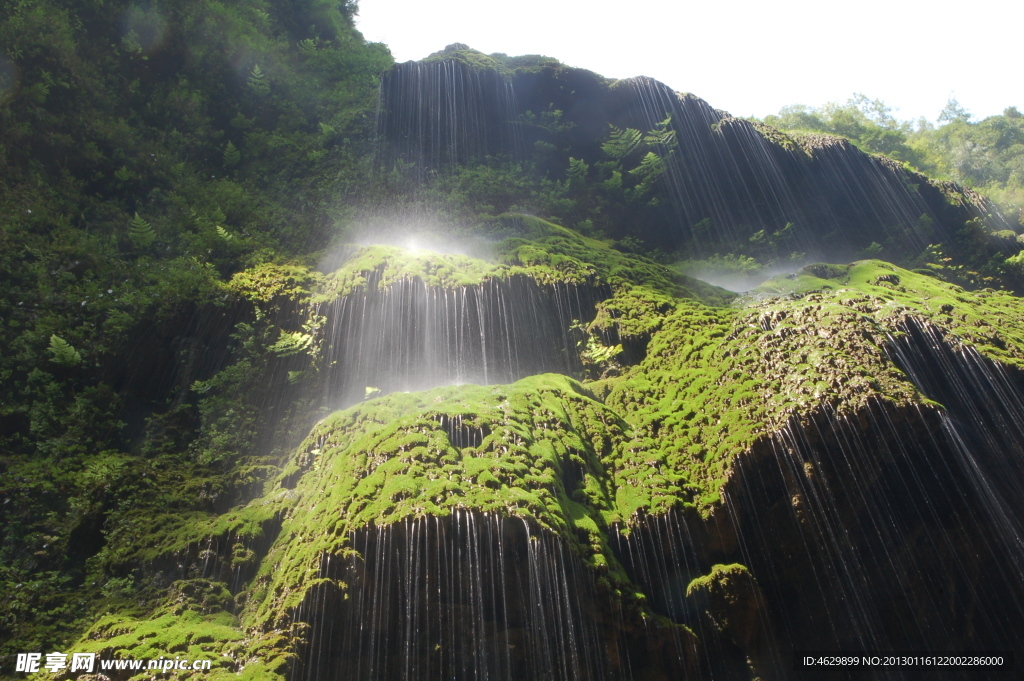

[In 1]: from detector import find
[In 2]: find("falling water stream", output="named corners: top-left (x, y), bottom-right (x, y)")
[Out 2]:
top-left (291, 511), bottom-right (627, 681)
top-left (315, 271), bottom-right (607, 408)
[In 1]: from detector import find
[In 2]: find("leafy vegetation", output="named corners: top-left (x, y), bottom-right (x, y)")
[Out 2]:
top-left (0, 0), bottom-right (391, 661)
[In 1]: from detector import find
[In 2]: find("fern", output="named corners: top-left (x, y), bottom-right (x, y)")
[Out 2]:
top-left (643, 116), bottom-right (678, 149)
top-left (247, 64), bottom-right (269, 96)
top-left (114, 165), bottom-right (132, 182)
top-left (216, 225), bottom-right (235, 240)
top-left (25, 81), bottom-right (50, 105)
top-left (129, 212), bottom-right (154, 246)
top-left (230, 112), bottom-right (254, 130)
top-left (566, 157), bottom-right (589, 187)
top-left (223, 141), bottom-right (240, 167)
top-left (602, 169), bottom-right (623, 193)
top-left (298, 38), bottom-right (317, 56)
top-left (582, 337), bottom-right (623, 365)
top-left (48, 335), bottom-right (82, 367)
top-left (120, 30), bottom-right (142, 55)
top-left (269, 330), bottom-right (312, 357)
top-left (602, 126), bottom-right (642, 160)
top-left (82, 455), bottom-right (128, 488)
top-left (100, 577), bottom-right (135, 598)
top-left (630, 151), bottom-right (665, 182)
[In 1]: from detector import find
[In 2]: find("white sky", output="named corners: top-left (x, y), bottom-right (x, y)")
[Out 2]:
top-left (355, 0), bottom-right (1020, 124)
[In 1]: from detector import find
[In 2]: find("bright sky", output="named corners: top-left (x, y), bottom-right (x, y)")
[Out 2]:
top-left (356, 0), bottom-right (1019, 124)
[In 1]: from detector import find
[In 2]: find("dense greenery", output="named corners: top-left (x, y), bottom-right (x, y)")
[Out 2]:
top-left (0, 0), bottom-right (391, 661)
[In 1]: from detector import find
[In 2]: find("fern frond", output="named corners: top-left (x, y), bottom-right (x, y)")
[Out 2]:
top-left (269, 330), bottom-right (313, 357)
top-left (643, 128), bottom-right (677, 148)
top-left (25, 81), bottom-right (50, 105)
top-left (630, 151), bottom-right (665, 182)
top-left (602, 126), bottom-right (642, 160)
top-left (129, 212), bottom-right (154, 247)
top-left (567, 157), bottom-right (589, 186)
top-left (643, 116), bottom-right (678, 148)
top-left (223, 141), bottom-right (240, 167)
top-left (247, 64), bottom-right (269, 96)
top-left (48, 334), bottom-right (82, 366)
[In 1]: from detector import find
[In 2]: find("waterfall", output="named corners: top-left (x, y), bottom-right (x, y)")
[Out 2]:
top-left (316, 271), bottom-right (606, 408)
top-left (290, 511), bottom-right (697, 681)
top-left (373, 55), bottom-right (1009, 259)
top-left (376, 54), bottom-right (524, 179)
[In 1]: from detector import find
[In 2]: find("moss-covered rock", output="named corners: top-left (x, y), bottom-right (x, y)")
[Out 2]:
top-left (314, 214), bottom-right (732, 305)
top-left (250, 374), bottom-right (634, 628)
top-left (67, 252), bottom-right (1024, 680)
top-left (422, 44), bottom-right (513, 80)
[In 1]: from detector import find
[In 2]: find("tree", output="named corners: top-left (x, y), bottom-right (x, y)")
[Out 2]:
top-left (939, 97), bottom-right (971, 124)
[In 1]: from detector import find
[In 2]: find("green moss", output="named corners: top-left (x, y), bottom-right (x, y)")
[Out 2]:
top-left (226, 263), bottom-right (323, 305)
top-left (422, 44), bottom-right (513, 79)
top-left (491, 214), bottom-right (734, 305)
top-left (248, 373), bottom-right (635, 629)
top-left (600, 259), bottom-right (1024, 520)
top-left (590, 284), bottom-right (677, 342)
top-left (685, 564), bottom-right (763, 645)
top-left (141, 503), bottom-right (282, 563)
top-left (583, 376), bottom-right (623, 402)
top-left (72, 580), bottom-right (271, 681)
top-left (606, 269), bottom-right (948, 516)
top-left (746, 119), bottom-right (807, 157)
top-left (311, 217), bottom-right (734, 358)
top-left (686, 563), bottom-right (751, 598)
top-left (758, 260), bottom-right (1024, 369)
top-left (258, 256), bottom-right (1008, 623)
top-left (71, 252), bottom-right (1024, 678)
top-left (316, 244), bottom-right (514, 299)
